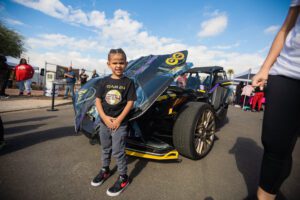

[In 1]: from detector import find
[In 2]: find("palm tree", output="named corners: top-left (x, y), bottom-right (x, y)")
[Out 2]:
top-left (227, 69), bottom-right (234, 80)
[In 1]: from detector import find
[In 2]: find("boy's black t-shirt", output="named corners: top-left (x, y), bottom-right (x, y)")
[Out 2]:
top-left (95, 75), bottom-right (137, 120)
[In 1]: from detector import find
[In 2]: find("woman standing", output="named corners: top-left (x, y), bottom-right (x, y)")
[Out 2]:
top-left (252, 1), bottom-right (300, 199)
top-left (15, 58), bottom-right (34, 96)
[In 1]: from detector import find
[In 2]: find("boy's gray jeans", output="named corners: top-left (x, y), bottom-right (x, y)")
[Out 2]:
top-left (99, 121), bottom-right (128, 175)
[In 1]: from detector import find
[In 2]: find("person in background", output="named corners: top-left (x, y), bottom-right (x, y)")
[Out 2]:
top-left (0, 55), bottom-right (10, 98)
top-left (241, 82), bottom-right (254, 109)
top-left (176, 73), bottom-right (187, 88)
top-left (252, 1), bottom-right (300, 199)
top-left (251, 86), bottom-right (264, 112)
top-left (235, 81), bottom-right (244, 106)
top-left (63, 66), bottom-right (76, 99)
top-left (92, 69), bottom-right (99, 79)
top-left (79, 68), bottom-right (89, 86)
top-left (15, 58), bottom-right (34, 96)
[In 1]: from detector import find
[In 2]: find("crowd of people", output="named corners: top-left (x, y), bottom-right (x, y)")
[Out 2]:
top-left (63, 67), bottom-right (99, 99)
top-left (0, 54), bottom-right (101, 100)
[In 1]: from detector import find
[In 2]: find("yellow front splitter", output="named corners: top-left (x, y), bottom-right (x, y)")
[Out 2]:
top-left (125, 149), bottom-right (179, 160)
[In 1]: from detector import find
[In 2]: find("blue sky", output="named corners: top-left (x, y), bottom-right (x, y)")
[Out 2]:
top-left (0, 0), bottom-right (290, 74)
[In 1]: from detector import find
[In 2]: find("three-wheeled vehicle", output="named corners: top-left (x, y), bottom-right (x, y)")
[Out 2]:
top-left (73, 51), bottom-right (232, 160)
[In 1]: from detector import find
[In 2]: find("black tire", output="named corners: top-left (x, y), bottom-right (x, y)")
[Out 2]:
top-left (173, 102), bottom-right (216, 160)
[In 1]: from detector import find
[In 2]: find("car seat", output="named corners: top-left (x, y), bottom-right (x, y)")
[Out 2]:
top-left (203, 76), bottom-right (211, 89)
top-left (186, 76), bottom-right (200, 90)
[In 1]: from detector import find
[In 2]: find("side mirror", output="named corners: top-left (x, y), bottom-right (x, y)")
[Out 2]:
top-left (40, 68), bottom-right (45, 76)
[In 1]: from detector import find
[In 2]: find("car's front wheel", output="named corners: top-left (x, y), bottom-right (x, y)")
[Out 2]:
top-left (173, 102), bottom-right (216, 160)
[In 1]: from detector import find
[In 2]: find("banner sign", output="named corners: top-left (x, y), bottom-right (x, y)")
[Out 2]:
top-left (56, 65), bottom-right (80, 80)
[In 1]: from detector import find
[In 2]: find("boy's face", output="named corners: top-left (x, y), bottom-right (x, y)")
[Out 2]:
top-left (107, 53), bottom-right (127, 77)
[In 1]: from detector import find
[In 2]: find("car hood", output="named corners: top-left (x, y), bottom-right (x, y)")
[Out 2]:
top-left (73, 50), bottom-right (192, 132)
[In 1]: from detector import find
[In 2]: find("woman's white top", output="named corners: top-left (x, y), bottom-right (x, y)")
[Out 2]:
top-left (269, 0), bottom-right (300, 80)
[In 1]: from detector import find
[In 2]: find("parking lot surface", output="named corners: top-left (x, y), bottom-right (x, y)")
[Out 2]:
top-left (0, 105), bottom-right (299, 200)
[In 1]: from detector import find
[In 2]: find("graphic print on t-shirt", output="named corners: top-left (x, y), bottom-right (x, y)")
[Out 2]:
top-left (105, 89), bottom-right (122, 105)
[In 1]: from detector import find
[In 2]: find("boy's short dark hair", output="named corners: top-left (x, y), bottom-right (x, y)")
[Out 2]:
top-left (108, 48), bottom-right (127, 61)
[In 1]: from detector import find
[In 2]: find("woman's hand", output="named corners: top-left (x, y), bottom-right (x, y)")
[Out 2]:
top-left (252, 68), bottom-right (269, 88)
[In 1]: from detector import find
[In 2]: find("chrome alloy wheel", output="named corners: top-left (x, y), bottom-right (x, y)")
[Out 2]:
top-left (194, 109), bottom-right (216, 156)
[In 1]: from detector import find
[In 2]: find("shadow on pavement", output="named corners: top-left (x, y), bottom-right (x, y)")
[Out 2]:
top-left (127, 156), bottom-right (148, 184)
top-left (229, 137), bottom-right (289, 200)
top-left (0, 126), bottom-right (78, 155)
top-left (127, 156), bottom-right (181, 184)
top-left (229, 137), bottom-right (263, 199)
top-left (217, 116), bottom-right (230, 130)
top-left (4, 116), bottom-right (57, 125)
top-left (5, 124), bottom-right (46, 135)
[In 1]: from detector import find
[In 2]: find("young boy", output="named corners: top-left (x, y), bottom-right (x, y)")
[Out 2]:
top-left (91, 48), bottom-right (136, 196)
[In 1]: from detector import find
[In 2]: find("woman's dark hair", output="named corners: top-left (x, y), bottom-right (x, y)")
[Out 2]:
top-left (108, 48), bottom-right (127, 61)
top-left (19, 58), bottom-right (27, 64)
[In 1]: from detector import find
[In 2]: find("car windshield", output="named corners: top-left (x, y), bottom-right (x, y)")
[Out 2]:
top-left (174, 72), bottom-right (212, 90)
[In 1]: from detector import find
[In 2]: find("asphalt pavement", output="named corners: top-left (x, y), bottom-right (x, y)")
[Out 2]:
top-left (0, 89), bottom-right (73, 113)
top-left (0, 105), bottom-right (299, 200)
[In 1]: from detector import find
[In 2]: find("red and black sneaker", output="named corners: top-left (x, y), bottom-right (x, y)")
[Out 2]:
top-left (91, 168), bottom-right (110, 187)
top-left (106, 175), bottom-right (129, 197)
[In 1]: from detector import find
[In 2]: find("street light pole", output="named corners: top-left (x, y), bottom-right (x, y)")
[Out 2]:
top-left (44, 61), bottom-right (47, 89)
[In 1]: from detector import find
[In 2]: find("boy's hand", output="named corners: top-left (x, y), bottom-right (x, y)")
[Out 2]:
top-left (102, 115), bottom-right (115, 129)
top-left (112, 118), bottom-right (122, 130)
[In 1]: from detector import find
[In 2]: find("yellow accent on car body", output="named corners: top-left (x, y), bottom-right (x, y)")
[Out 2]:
top-left (156, 93), bottom-right (177, 102)
top-left (197, 89), bottom-right (206, 93)
top-left (172, 52), bottom-right (185, 60)
top-left (125, 149), bottom-right (179, 160)
top-left (221, 82), bottom-right (232, 86)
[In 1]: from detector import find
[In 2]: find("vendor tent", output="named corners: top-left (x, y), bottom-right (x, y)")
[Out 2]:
top-left (233, 67), bottom-right (260, 82)
top-left (233, 67), bottom-right (258, 110)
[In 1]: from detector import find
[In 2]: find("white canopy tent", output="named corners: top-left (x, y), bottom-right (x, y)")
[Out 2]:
top-left (233, 67), bottom-right (260, 82)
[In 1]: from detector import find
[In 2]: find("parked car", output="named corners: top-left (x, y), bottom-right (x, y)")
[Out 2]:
top-left (73, 51), bottom-right (232, 160)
